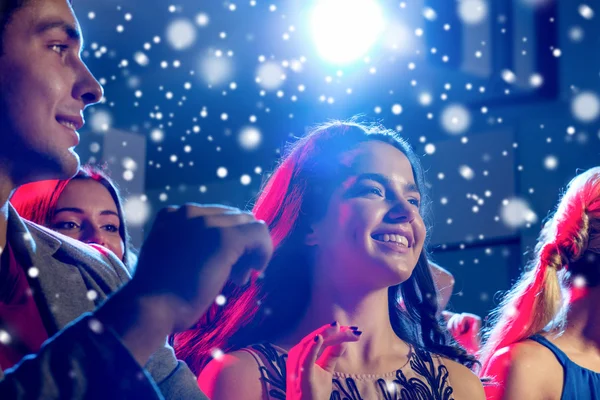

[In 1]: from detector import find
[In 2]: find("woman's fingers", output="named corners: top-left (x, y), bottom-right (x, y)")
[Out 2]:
top-left (316, 329), bottom-right (362, 373)
top-left (301, 334), bottom-right (324, 374)
top-left (316, 343), bottom-right (348, 374)
top-left (286, 324), bottom-right (363, 400)
top-left (299, 322), bottom-right (341, 345)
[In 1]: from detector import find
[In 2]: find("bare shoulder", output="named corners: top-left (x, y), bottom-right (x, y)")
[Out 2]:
top-left (482, 340), bottom-right (562, 400)
top-left (197, 349), bottom-right (264, 400)
top-left (440, 358), bottom-right (485, 400)
top-left (484, 339), bottom-right (561, 379)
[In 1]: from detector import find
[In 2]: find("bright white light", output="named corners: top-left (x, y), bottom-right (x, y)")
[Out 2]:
top-left (217, 167), bottom-right (228, 178)
top-left (196, 13), bottom-right (210, 26)
top-left (0, 330), bottom-right (11, 345)
top-left (239, 126), bottom-right (262, 150)
top-left (459, 165), bottom-right (475, 180)
top-left (256, 62), bottom-right (284, 90)
top-left (211, 348), bottom-right (224, 360)
top-left (123, 196), bottom-right (151, 227)
top-left (240, 175), bottom-right (252, 185)
top-left (166, 19), bottom-right (196, 50)
top-left (201, 55), bottom-right (233, 86)
top-left (310, 0), bottom-right (384, 64)
top-left (529, 73), bottom-right (543, 88)
top-left (571, 91), bottom-right (600, 122)
top-left (423, 7), bottom-right (437, 21)
top-left (458, 0), bottom-right (488, 25)
top-left (89, 110), bottom-right (112, 133)
top-left (215, 295), bottom-right (227, 305)
top-left (383, 23), bottom-right (412, 54)
top-left (544, 155), bottom-right (558, 170)
top-left (150, 129), bottom-right (165, 143)
top-left (419, 92), bottom-right (432, 106)
top-left (134, 52), bottom-right (149, 66)
top-left (501, 69), bottom-right (517, 84)
top-left (579, 4), bottom-right (594, 19)
top-left (500, 197), bottom-right (538, 229)
top-left (440, 104), bottom-right (471, 135)
top-left (573, 275), bottom-right (587, 288)
top-left (122, 157), bottom-right (137, 171)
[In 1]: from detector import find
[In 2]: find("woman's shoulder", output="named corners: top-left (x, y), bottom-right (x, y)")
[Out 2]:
top-left (484, 338), bottom-right (562, 375)
top-left (198, 348), bottom-right (265, 400)
top-left (198, 343), bottom-right (288, 400)
top-left (481, 340), bottom-right (563, 399)
top-left (436, 357), bottom-right (485, 399)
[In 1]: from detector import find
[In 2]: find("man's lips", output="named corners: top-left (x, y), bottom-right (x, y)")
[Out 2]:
top-left (56, 114), bottom-right (84, 131)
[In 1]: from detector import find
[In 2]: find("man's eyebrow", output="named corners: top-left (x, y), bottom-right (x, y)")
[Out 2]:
top-left (34, 19), bottom-right (84, 51)
top-left (35, 19), bottom-right (81, 39)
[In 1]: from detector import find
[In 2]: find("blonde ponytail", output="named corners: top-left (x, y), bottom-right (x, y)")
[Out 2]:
top-left (480, 167), bottom-right (600, 373)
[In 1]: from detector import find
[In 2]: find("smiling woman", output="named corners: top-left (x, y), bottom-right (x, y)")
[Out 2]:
top-left (175, 119), bottom-right (485, 399)
top-left (10, 164), bottom-right (135, 272)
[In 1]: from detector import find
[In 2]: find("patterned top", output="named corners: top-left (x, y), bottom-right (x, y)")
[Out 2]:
top-left (241, 343), bottom-right (455, 400)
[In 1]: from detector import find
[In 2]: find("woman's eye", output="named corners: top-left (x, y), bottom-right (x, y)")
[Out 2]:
top-left (54, 221), bottom-right (78, 230)
top-left (362, 187), bottom-right (384, 197)
top-left (104, 225), bottom-right (119, 233)
top-left (408, 198), bottom-right (421, 207)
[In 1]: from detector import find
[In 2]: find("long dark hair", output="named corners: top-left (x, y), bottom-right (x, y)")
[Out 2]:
top-left (174, 119), bottom-right (476, 373)
top-left (10, 164), bottom-right (136, 272)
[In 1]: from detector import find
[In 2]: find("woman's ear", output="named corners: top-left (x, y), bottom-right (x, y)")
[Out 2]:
top-left (305, 226), bottom-right (319, 246)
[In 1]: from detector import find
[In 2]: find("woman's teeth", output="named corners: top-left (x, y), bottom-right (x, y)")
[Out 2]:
top-left (373, 234), bottom-right (409, 247)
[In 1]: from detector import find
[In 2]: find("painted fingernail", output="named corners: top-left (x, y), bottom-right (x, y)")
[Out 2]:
top-left (349, 326), bottom-right (359, 331)
top-left (314, 335), bottom-right (320, 342)
top-left (330, 321), bottom-right (338, 327)
top-left (353, 330), bottom-right (363, 336)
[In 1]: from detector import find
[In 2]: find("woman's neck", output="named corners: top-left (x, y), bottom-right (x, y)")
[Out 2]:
top-left (559, 285), bottom-right (600, 354)
top-left (275, 279), bottom-right (409, 370)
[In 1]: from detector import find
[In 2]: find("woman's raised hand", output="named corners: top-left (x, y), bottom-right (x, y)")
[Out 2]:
top-left (443, 311), bottom-right (482, 355)
top-left (286, 322), bottom-right (362, 400)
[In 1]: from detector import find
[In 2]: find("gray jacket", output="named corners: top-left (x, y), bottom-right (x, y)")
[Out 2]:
top-left (0, 205), bottom-right (208, 399)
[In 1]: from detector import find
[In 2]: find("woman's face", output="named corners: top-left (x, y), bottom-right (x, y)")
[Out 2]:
top-left (308, 140), bottom-right (426, 288)
top-left (50, 179), bottom-right (125, 261)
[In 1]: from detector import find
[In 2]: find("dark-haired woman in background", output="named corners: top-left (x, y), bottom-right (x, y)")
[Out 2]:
top-left (11, 165), bottom-right (136, 272)
top-left (175, 120), bottom-right (484, 399)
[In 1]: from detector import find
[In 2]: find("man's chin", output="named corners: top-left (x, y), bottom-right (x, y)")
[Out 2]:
top-left (63, 148), bottom-right (81, 177)
top-left (18, 150), bottom-right (80, 185)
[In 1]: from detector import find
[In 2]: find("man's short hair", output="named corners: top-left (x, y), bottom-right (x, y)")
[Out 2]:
top-left (0, 0), bottom-right (29, 55)
top-left (0, 0), bottom-right (73, 55)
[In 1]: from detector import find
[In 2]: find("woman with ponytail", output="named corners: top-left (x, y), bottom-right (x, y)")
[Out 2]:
top-left (175, 120), bottom-right (484, 399)
top-left (480, 167), bottom-right (600, 399)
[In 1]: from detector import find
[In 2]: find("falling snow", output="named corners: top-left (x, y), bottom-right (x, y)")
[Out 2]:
top-left (64, 3), bottom-right (600, 324)
top-left (571, 91), bottom-right (600, 122)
